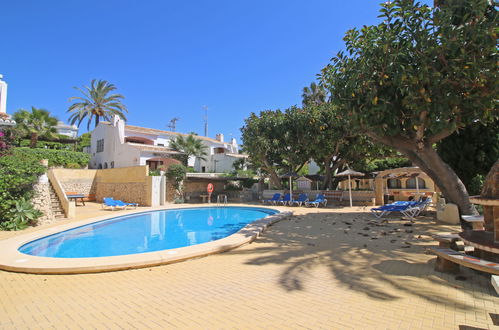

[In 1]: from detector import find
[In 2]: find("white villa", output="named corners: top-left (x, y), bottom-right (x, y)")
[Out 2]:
top-left (55, 121), bottom-right (79, 138)
top-left (89, 116), bottom-right (247, 172)
top-left (0, 74), bottom-right (16, 130)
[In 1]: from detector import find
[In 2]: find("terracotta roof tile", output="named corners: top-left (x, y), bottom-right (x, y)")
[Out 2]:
top-left (126, 143), bottom-right (182, 154)
top-left (125, 125), bottom-right (229, 145)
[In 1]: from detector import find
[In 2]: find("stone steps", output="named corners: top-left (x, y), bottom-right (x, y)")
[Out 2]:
top-left (48, 182), bottom-right (66, 219)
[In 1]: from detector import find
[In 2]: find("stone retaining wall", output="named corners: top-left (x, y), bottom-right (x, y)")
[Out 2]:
top-left (61, 180), bottom-right (96, 197)
top-left (94, 167), bottom-right (151, 205)
top-left (32, 181), bottom-right (55, 226)
top-left (96, 182), bottom-right (150, 206)
top-left (51, 167), bottom-right (152, 206)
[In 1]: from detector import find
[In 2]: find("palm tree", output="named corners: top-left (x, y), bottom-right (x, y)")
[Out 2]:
top-left (67, 79), bottom-right (128, 129)
top-left (302, 82), bottom-right (327, 107)
top-left (170, 134), bottom-right (208, 162)
top-left (13, 107), bottom-right (58, 148)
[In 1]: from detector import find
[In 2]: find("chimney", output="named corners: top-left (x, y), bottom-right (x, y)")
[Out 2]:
top-left (215, 133), bottom-right (224, 142)
top-left (0, 74), bottom-right (8, 114)
top-left (113, 115), bottom-right (125, 143)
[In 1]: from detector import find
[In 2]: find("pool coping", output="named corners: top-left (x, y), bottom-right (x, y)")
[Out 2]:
top-left (0, 205), bottom-right (292, 274)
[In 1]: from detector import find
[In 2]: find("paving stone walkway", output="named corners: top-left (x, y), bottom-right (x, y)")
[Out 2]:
top-left (1, 205), bottom-right (498, 329)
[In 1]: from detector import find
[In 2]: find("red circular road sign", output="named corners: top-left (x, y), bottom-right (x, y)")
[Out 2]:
top-left (207, 183), bottom-right (214, 193)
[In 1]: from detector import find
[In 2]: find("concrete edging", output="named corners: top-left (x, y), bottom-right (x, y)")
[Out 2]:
top-left (0, 206), bottom-right (292, 274)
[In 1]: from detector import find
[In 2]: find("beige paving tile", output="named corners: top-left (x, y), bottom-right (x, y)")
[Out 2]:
top-left (0, 204), bottom-right (497, 328)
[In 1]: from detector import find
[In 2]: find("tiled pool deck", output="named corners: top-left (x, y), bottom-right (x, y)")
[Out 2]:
top-left (0, 203), bottom-right (498, 329)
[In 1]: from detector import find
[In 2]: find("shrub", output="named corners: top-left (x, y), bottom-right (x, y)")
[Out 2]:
top-left (0, 198), bottom-right (43, 231)
top-left (149, 169), bottom-right (161, 176)
top-left (0, 131), bottom-right (9, 154)
top-left (0, 152), bottom-right (46, 230)
top-left (65, 162), bottom-right (82, 169)
top-left (12, 147), bottom-right (90, 168)
top-left (240, 178), bottom-right (258, 189)
top-left (166, 164), bottom-right (187, 190)
top-left (224, 181), bottom-right (242, 191)
top-left (359, 157), bottom-right (412, 173)
top-left (469, 174), bottom-right (485, 196)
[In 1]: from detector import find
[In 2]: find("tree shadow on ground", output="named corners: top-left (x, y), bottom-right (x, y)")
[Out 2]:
top-left (225, 209), bottom-right (496, 310)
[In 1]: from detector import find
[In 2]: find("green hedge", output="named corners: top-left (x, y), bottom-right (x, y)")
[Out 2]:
top-left (19, 139), bottom-right (76, 150)
top-left (0, 148), bottom-right (90, 230)
top-left (12, 148), bottom-right (90, 168)
top-left (359, 157), bottom-right (412, 173)
top-left (0, 152), bottom-right (46, 230)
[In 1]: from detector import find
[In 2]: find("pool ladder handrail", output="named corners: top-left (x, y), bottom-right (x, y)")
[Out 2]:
top-left (216, 194), bottom-right (228, 206)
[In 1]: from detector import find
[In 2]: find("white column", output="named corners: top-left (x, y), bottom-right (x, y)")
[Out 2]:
top-left (0, 74), bottom-right (7, 114)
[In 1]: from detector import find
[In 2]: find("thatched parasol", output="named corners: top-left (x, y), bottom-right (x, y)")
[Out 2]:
top-left (280, 171), bottom-right (299, 197)
top-left (336, 169), bottom-right (364, 207)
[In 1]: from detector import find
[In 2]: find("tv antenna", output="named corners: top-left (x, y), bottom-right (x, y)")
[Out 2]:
top-left (167, 117), bottom-right (180, 132)
top-left (202, 105), bottom-right (208, 137)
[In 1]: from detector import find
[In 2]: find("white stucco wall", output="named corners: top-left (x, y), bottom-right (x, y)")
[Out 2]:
top-left (0, 75), bottom-right (7, 114)
top-left (91, 122), bottom-right (243, 172)
top-left (90, 120), bottom-right (140, 169)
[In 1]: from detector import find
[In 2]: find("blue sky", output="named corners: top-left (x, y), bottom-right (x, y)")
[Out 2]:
top-left (2, 1), bottom-right (391, 142)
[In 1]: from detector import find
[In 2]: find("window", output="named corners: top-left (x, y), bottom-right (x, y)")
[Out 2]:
top-left (98, 163), bottom-right (103, 169)
top-left (214, 147), bottom-right (225, 154)
top-left (104, 163), bottom-right (108, 169)
top-left (201, 166), bottom-right (206, 173)
top-left (125, 136), bottom-right (154, 145)
top-left (157, 143), bottom-right (164, 147)
top-left (146, 160), bottom-right (162, 170)
top-left (96, 139), bottom-right (104, 153)
top-left (406, 177), bottom-right (426, 189)
top-left (387, 179), bottom-right (401, 189)
top-left (110, 161), bottom-right (114, 168)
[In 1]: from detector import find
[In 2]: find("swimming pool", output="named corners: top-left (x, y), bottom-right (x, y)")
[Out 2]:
top-left (19, 207), bottom-right (278, 258)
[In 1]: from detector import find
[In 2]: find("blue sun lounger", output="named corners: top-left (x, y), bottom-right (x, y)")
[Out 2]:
top-left (371, 203), bottom-right (416, 219)
top-left (103, 197), bottom-right (138, 210)
top-left (278, 193), bottom-right (292, 206)
top-left (371, 199), bottom-right (432, 220)
top-left (263, 193), bottom-right (281, 205)
top-left (290, 193), bottom-right (309, 206)
top-left (304, 194), bottom-right (328, 208)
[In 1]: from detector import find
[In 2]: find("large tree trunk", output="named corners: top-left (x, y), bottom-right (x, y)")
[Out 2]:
top-left (268, 171), bottom-right (282, 189)
top-left (30, 133), bottom-right (38, 148)
top-left (262, 158), bottom-right (282, 189)
top-left (367, 133), bottom-right (473, 214)
top-left (322, 156), bottom-right (334, 190)
top-left (404, 146), bottom-right (473, 214)
top-left (321, 158), bottom-right (345, 190)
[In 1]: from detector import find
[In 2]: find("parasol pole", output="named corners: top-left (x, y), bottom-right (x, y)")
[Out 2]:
top-left (348, 174), bottom-right (353, 207)
top-left (416, 175), bottom-right (420, 194)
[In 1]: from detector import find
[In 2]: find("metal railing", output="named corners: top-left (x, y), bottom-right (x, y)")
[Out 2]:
top-left (216, 194), bottom-right (228, 206)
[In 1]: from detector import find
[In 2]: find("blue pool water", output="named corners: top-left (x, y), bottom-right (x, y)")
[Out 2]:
top-left (19, 207), bottom-right (277, 258)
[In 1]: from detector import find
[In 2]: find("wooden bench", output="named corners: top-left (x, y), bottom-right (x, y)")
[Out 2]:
top-left (461, 215), bottom-right (485, 230)
top-left (433, 233), bottom-right (461, 248)
top-left (66, 191), bottom-right (95, 202)
top-left (430, 247), bottom-right (499, 275)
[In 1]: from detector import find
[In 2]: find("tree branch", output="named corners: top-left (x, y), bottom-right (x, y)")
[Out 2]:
top-left (364, 131), bottom-right (414, 151)
top-left (427, 126), bottom-right (457, 145)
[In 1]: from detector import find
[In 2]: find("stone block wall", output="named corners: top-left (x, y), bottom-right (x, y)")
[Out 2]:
top-left (166, 180), bottom-right (176, 202)
top-left (183, 179), bottom-right (225, 193)
top-left (50, 166), bottom-right (152, 207)
top-left (32, 182), bottom-right (55, 226)
top-left (61, 180), bottom-right (97, 197)
top-left (94, 166), bottom-right (151, 206)
top-left (183, 179), bottom-right (227, 203)
top-left (95, 182), bottom-right (149, 205)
